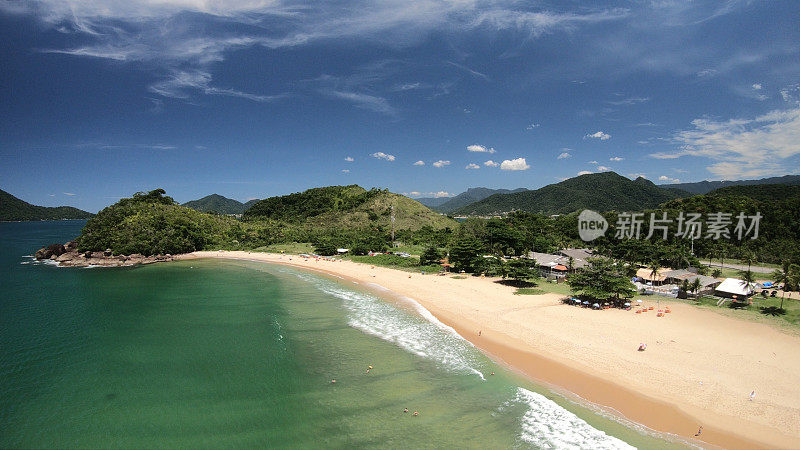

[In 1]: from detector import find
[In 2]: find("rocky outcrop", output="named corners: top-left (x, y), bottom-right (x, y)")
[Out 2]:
top-left (34, 241), bottom-right (177, 267)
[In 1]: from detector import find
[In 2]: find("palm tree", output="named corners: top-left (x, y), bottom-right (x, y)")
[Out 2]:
top-left (690, 278), bottom-right (702, 298)
top-left (772, 261), bottom-right (800, 310)
top-left (567, 256), bottom-right (575, 274)
top-left (681, 279), bottom-right (690, 296)
top-left (740, 251), bottom-right (757, 272)
top-left (648, 260), bottom-right (661, 285)
top-left (712, 268), bottom-right (722, 278)
top-left (738, 269), bottom-right (756, 301)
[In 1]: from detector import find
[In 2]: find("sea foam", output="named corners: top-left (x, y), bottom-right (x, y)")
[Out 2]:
top-left (507, 388), bottom-right (636, 449)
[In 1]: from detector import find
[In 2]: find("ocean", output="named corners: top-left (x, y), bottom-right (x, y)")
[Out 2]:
top-left (0, 221), bottom-right (683, 448)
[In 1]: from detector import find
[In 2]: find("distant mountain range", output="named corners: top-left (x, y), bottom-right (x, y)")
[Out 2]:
top-left (417, 187), bottom-right (528, 213)
top-left (182, 194), bottom-right (260, 215)
top-left (659, 174), bottom-right (800, 195)
top-left (0, 189), bottom-right (94, 221)
top-left (453, 172), bottom-right (690, 215)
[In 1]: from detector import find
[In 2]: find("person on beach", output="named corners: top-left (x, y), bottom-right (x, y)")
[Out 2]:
top-left (695, 425), bottom-right (702, 436)
top-left (638, 343), bottom-right (647, 351)
top-left (478, 330), bottom-right (481, 336)
top-left (749, 390), bottom-right (756, 401)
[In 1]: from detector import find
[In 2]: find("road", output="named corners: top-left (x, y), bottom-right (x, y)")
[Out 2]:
top-left (700, 260), bottom-right (774, 273)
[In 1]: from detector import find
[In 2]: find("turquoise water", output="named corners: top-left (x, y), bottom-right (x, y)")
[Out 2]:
top-left (1, 221), bottom-right (683, 448)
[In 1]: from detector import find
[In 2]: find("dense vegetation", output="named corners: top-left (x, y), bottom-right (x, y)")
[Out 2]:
top-left (182, 194), bottom-right (258, 215)
top-left (1, 189), bottom-right (93, 221)
top-left (423, 187), bottom-right (528, 213)
top-left (78, 190), bottom-right (244, 255)
top-left (661, 174), bottom-right (800, 195)
top-left (454, 172), bottom-right (689, 215)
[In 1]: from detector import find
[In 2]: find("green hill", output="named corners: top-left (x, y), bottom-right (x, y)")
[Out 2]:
top-left (182, 194), bottom-right (257, 215)
top-left (659, 174), bottom-right (800, 195)
top-left (432, 187), bottom-right (528, 214)
top-left (707, 183), bottom-right (800, 202)
top-left (78, 189), bottom-right (240, 255)
top-left (244, 185), bottom-right (454, 230)
top-left (1, 189), bottom-right (93, 221)
top-left (454, 172), bottom-right (689, 215)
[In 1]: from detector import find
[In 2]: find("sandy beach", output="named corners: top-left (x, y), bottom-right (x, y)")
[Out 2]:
top-left (183, 251), bottom-right (800, 449)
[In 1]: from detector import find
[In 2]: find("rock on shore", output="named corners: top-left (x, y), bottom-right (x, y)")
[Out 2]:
top-left (35, 241), bottom-right (175, 267)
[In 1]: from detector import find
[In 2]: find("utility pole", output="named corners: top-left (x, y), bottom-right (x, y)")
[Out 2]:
top-left (391, 204), bottom-right (396, 246)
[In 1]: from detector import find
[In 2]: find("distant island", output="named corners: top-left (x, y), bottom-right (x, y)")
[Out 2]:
top-left (0, 189), bottom-right (93, 221)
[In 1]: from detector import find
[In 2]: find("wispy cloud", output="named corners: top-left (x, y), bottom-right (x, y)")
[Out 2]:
top-left (557, 152), bottom-right (571, 159)
top-left (432, 160), bottom-right (450, 168)
top-left (63, 192), bottom-right (76, 196)
top-left (609, 156), bottom-right (623, 161)
top-left (658, 175), bottom-right (680, 183)
top-left (371, 151), bottom-right (396, 161)
top-left (607, 97), bottom-right (650, 106)
top-left (578, 170), bottom-right (593, 176)
top-left (651, 107), bottom-right (800, 178)
top-left (149, 69), bottom-right (286, 102)
top-left (325, 90), bottom-right (396, 115)
top-left (467, 144), bottom-right (495, 153)
top-left (341, 169), bottom-right (350, 173)
top-left (465, 163), bottom-right (480, 169)
top-left (526, 123), bottom-right (540, 130)
top-left (500, 158), bottom-right (530, 171)
top-left (484, 160), bottom-right (499, 167)
top-left (413, 160), bottom-right (425, 166)
top-left (344, 156), bottom-right (354, 162)
top-left (446, 61), bottom-right (490, 81)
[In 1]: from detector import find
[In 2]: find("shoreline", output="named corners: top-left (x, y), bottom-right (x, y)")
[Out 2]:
top-left (181, 251), bottom-right (800, 449)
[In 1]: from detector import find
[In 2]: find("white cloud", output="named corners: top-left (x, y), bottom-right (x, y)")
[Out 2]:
top-left (526, 123), bottom-right (540, 130)
top-left (585, 131), bottom-right (611, 141)
top-left (557, 152), bottom-right (571, 159)
top-left (628, 173), bottom-right (646, 179)
top-left (405, 191), bottom-right (451, 198)
top-left (577, 170), bottom-right (593, 176)
top-left (341, 169), bottom-right (350, 173)
top-left (609, 156), bottom-right (623, 161)
top-left (781, 85), bottom-right (800, 103)
top-left (500, 158), bottom-right (530, 171)
top-left (588, 160), bottom-right (599, 165)
top-left (63, 192), bottom-right (76, 196)
top-left (432, 160), bottom-right (451, 168)
top-left (413, 160), bottom-right (425, 166)
top-left (484, 160), bottom-right (499, 167)
top-left (371, 152), bottom-right (396, 161)
top-left (596, 165), bottom-right (611, 172)
top-left (465, 163), bottom-right (480, 169)
top-left (651, 107), bottom-right (800, 179)
top-left (149, 69), bottom-right (287, 102)
top-left (467, 144), bottom-right (495, 153)
top-left (658, 175), bottom-right (680, 183)
top-left (344, 156), bottom-right (354, 162)
top-left (752, 83), bottom-right (762, 90)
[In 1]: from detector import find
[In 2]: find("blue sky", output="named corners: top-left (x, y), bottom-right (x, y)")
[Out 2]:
top-left (1, 0), bottom-right (799, 212)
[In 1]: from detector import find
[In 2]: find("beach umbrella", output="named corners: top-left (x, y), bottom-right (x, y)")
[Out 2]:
top-left (582, 301), bottom-right (589, 305)
top-left (636, 299), bottom-right (643, 303)
top-left (624, 302), bottom-right (631, 306)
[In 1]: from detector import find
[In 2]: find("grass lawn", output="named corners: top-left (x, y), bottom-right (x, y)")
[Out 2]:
top-left (345, 254), bottom-right (442, 273)
top-left (514, 288), bottom-right (547, 295)
top-left (254, 242), bottom-right (316, 254)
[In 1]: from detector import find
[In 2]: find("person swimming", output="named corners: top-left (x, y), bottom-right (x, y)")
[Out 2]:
top-left (413, 411), bottom-right (419, 416)
top-left (403, 408), bottom-right (408, 413)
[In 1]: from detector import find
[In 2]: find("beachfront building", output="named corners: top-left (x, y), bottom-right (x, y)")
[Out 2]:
top-left (636, 267), bottom-right (668, 286)
top-left (663, 270), bottom-right (721, 295)
top-left (714, 277), bottom-right (758, 299)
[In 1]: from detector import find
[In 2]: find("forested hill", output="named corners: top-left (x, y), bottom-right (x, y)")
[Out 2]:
top-left (182, 194), bottom-right (258, 215)
top-left (243, 185), bottom-right (454, 230)
top-left (454, 172), bottom-right (689, 216)
top-left (706, 183), bottom-right (800, 202)
top-left (431, 187), bottom-right (528, 213)
top-left (659, 174), bottom-right (800, 195)
top-left (0, 189), bottom-right (93, 221)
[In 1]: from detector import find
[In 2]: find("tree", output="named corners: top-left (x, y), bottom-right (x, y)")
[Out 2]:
top-left (507, 258), bottom-right (539, 285)
top-left (419, 245), bottom-right (442, 266)
top-left (648, 259), bottom-right (661, 284)
top-left (567, 256), bottom-right (575, 273)
top-left (740, 251), bottom-right (758, 272)
top-left (772, 261), bottom-right (800, 309)
top-left (690, 278), bottom-right (702, 297)
top-left (569, 258), bottom-right (636, 301)
top-left (313, 241), bottom-right (337, 256)
top-left (712, 268), bottom-right (722, 278)
top-left (448, 237), bottom-right (484, 272)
